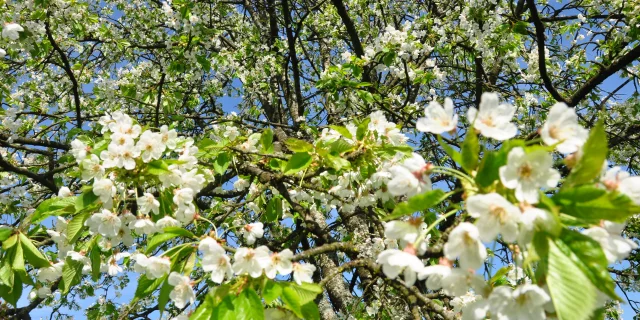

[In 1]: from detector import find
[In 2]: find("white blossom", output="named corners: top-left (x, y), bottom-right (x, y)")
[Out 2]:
top-left (232, 246), bottom-right (270, 277)
top-left (468, 92), bottom-right (517, 140)
top-left (444, 223), bottom-right (486, 269)
top-left (416, 98), bottom-right (458, 134)
top-left (292, 262), bottom-right (316, 285)
top-left (499, 147), bottom-right (560, 204)
top-left (466, 193), bottom-right (520, 242)
top-left (540, 103), bottom-right (588, 154)
top-left (242, 222), bottom-right (264, 245)
top-left (376, 249), bottom-right (424, 287)
top-left (168, 272), bottom-right (195, 308)
top-left (2, 23), bottom-right (24, 41)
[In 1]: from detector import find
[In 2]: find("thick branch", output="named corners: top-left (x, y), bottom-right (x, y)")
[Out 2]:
top-left (45, 15), bottom-right (83, 128)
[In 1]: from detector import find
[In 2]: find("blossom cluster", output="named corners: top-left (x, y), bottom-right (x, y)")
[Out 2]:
top-left (376, 92), bottom-right (640, 319)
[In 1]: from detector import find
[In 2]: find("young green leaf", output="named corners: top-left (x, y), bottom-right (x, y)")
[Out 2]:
top-left (285, 138), bottom-right (313, 152)
top-left (67, 211), bottom-right (91, 244)
top-left (261, 128), bottom-right (274, 154)
top-left (384, 189), bottom-right (448, 221)
top-left (546, 239), bottom-right (598, 320)
top-left (214, 152), bottom-right (231, 175)
top-left (283, 152), bottom-right (312, 175)
top-left (461, 128), bottom-right (479, 172)
top-left (19, 233), bottom-right (50, 268)
top-left (235, 288), bottom-right (265, 320)
top-left (564, 120), bottom-right (607, 187)
top-left (147, 160), bottom-right (171, 175)
top-left (552, 186), bottom-right (640, 223)
top-left (61, 257), bottom-right (85, 294)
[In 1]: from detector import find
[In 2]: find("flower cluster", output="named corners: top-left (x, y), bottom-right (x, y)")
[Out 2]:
top-left (376, 92), bottom-right (639, 319)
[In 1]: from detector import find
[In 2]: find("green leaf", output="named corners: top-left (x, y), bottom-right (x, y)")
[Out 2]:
top-left (547, 238), bottom-right (598, 320)
top-left (135, 274), bottom-right (166, 298)
top-left (146, 227), bottom-right (196, 254)
top-left (196, 55), bottom-right (212, 71)
top-left (191, 294), bottom-right (214, 320)
top-left (235, 289), bottom-right (264, 320)
top-left (437, 136), bottom-right (462, 164)
top-left (325, 154), bottom-right (351, 171)
top-left (2, 234), bottom-right (18, 250)
top-left (461, 128), bottom-right (479, 172)
top-left (19, 233), bottom-right (50, 268)
top-left (384, 189), bottom-right (448, 221)
top-left (356, 118), bottom-right (371, 141)
top-left (90, 245), bottom-right (101, 281)
top-left (67, 211), bottom-right (91, 244)
top-left (11, 243), bottom-right (25, 272)
top-left (329, 139), bottom-right (355, 154)
top-left (285, 138), bottom-right (313, 152)
top-left (158, 279), bottom-right (173, 314)
top-left (0, 227), bottom-right (13, 242)
top-left (0, 275), bottom-right (22, 306)
top-left (475, 151), bottom-right (502, 188)
top-left (147, 160), bottom-right (171, 175)
top-left (564, 120), bottom-right (607, 187)
top-left (212, 295), bottom-right (238, 319)
top-left (32, 197), bottom-right (75, 223)
top-left (75, 190), bottom-right (99, 212)
top-left (214, 152), bottom-right (231, 175)
top-left (329, 125), bottom-right (353, 139)
top-left (552, 185), bottom-right (640, 222)
top-left (263, 280), bottom-right (282, 304)
top-left (283, 152), bottom-right (312, 175)
top-left (512, 21), bottom-right (529, 35)
top-left (261, 129), bottom-right (274, 154)
top-left (264, 197), bottom-right (283, 223)
top-left (61, 257), bottom-right (85, 294)
top-left (281, 283), bottom-right (321, 319)
top-left (556, 229), bottom-right (619, 300)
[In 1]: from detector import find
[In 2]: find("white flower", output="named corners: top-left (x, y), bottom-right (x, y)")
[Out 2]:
top-left (416, 98), bottom-right (458, 134)
top-left (499, 147), bottom-right (560, 204)
top-left (540, 103), bottom-right (588, 154)
top-left (137, 193), bottom-right (160, 215)
top-left (199, 237), bottom-right (224, 255)
top-left (224, 126), bottom-right (240, 141)
top-left (376, 249), bottom-right (424, 287)
top-left (444, 223), bottom-right (487, 269)
top-left (202, 250), bottom-right (233, 283)
top-left (160, 125), bottom-right (178, 150)
top-left (601, 167), bottom-right (640, 205)
top-left (466, 193), bottom-right (521, 242)
top-left (102, 252), bottom-right (129, 276)
top-left (156, 216), bottom-right (181, 229)
top-left (233, 178), bottom-right (250, 191)
top-left (132, 218), bottom-right (157, 235)
top-left (493, 284), bottom-right (550, 320)
top-left (145, 256), bottom-right (171, 279)
top-left (292, 263), bottom-right (316, 285)
top-left (450, 292), bottom-right (481, 313)
top-left (36, 287), bottom-right (52, 298)
top-left (173, 188), bottom-right (194, 208)
top-left (137, 130), bottom-right (165, 162)
top-left (131, 253), bottom-right (149, 273)
top-left (467, 92), bottom-right (517, 140)
top-left (93, 178), bottom-right (116, 204)
top-left (37, 262), bottom-right (64, 282)
top-left (518, 207), bottom-right (556, 244)
top-left (264, 249), bottom-right (293, 279)
top-left (384, 219), bottom-right (424, 244)
top-left (242, 222), bottom-right (264, 245)
top-left (81, 154), bottom-right (104, 181)
top-left (387, 153), bottom-right (432, 197)
top-left (0, 48), bottom-right (6, 58)
top-left (70, 139), bottom-right (89, 162)
top-left (583, 224), bottom-right (637, 263)
top-left (58, 186), bottom-right (73, 198)
top-left (232, 246), bottom-right (271, 277)
top-left (87, 209), bottom-right (122, 237)
top-left (2, 23), bottom-right (24, 41)
top-left (418, 264), bottom-right (452, 290)
top-left (440, 268), bottom-right (486, 297)
top-left (168, 272), bottom-right (195, 308)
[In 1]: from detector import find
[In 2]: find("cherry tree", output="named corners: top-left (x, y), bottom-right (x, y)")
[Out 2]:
top-left (1, 0), bottom-right (640, 319)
